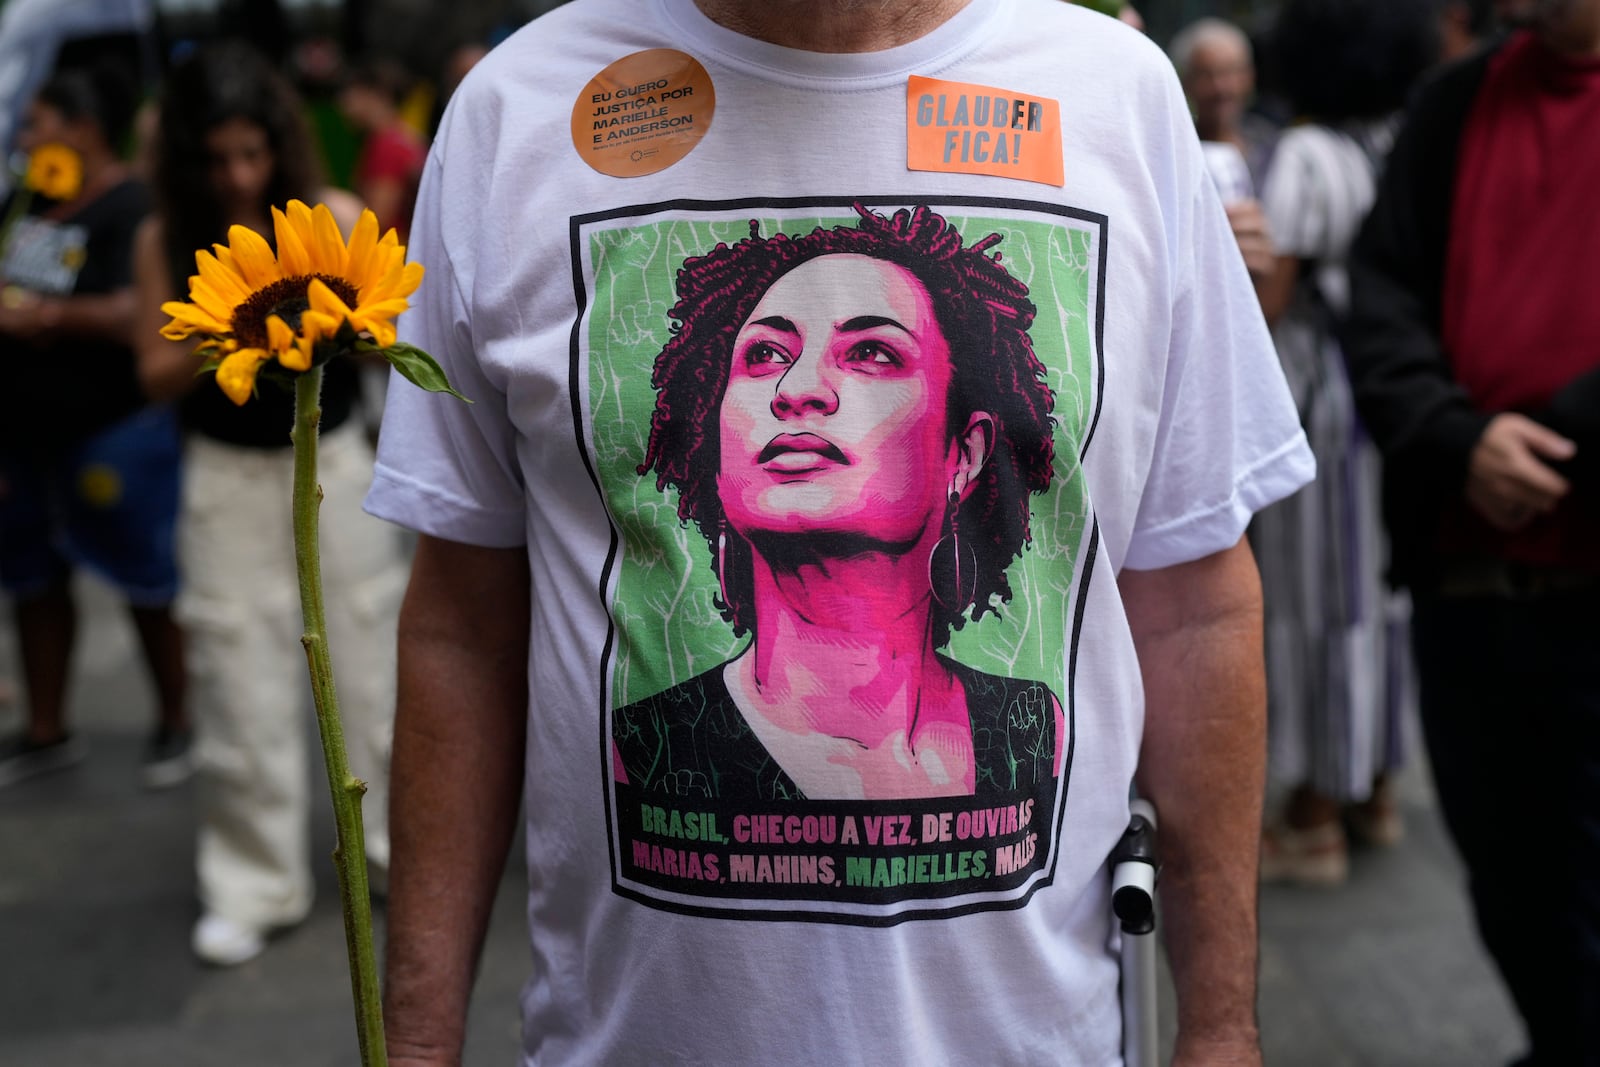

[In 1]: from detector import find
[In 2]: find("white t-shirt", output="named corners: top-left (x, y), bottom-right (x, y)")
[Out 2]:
top-left (367, 1), bottom-right (1313, 1063)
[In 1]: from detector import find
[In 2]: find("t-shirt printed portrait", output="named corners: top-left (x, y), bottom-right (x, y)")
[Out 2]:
top-left (574, 197), bottom-right (1108, 923)
top-left (1, 216), bottom-right (89, 295)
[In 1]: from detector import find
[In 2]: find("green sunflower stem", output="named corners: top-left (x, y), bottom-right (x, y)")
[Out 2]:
top-left (292, 367), bottom-right (388, 1067)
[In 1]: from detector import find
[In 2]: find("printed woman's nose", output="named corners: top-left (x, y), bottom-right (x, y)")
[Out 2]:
top-left (770, 358), bottom-right (839, 418)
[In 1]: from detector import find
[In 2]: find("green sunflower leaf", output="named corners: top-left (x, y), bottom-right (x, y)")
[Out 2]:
top-left (370, 341), bottom-right (471, 403)
top-left (193, 344), bottom-right (226, 377)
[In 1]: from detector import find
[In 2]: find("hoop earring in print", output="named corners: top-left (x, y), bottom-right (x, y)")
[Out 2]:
top-left (929, 487), bottom-right (977, 613)
top-left (717, 520), bottom-right (731, 610)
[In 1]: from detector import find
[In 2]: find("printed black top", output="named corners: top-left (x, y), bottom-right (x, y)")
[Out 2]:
top-left (613, 656), bottom-right (1059, 801)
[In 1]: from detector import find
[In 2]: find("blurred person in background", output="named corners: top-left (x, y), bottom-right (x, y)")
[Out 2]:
top-left (132, 40), bottom-right (405, 967)
top-left (1251, 0), bottom-right (1439, 885)
top-left (1346, 0), bottom-right (1600, 1059)
top-left (1169, 16), bottom-right (1279, 192)
top-left (337, 56), bottom-right (428, 439)
top-left (0, 63), bottom-right (190, 791)
top-left (427, 40), bottom-right (489, 137)
top-left (1440, 0), bottom-right (1499, 61)
top-left (338, 58), bottom-right (425, 240)
top-left (1169, 16), bottom-right (1280, 311)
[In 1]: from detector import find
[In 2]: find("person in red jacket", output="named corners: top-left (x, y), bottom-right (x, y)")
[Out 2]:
top-left (1346, 0), bottom-right (1600, 1061)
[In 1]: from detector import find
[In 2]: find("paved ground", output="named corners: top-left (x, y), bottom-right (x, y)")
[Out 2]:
top-left (0, 575), bottom-right (1525, 1065)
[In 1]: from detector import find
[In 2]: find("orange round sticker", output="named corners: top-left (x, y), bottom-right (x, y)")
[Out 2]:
top-left (571, 49), bottom-right (715, 178)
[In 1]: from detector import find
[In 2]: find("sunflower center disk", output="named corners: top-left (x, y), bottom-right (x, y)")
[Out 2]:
top-left (231, 273), bottom-right (361, 349)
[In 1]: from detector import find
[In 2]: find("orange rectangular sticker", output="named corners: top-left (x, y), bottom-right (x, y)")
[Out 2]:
top-left (906, 75), bottom-right (1064, 187)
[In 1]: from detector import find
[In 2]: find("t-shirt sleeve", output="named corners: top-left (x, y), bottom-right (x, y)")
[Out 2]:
top-left (363, 148), bottom-right (527, 547)
top-left (1122, 164), bottom-right (1315, 571)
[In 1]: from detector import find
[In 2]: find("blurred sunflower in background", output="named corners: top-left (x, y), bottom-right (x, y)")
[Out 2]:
top-left (24, 142), bottom-right (83, 201)
top-left (159, 199), bottom-right (424, 405)
top-left (0, 143), bottom-right (86, 275)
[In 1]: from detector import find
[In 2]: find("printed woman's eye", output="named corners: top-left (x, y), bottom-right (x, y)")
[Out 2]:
top-left (742, 340), bottom-right (792, 369)
top-left (844, 340), bottom-right (901, 367)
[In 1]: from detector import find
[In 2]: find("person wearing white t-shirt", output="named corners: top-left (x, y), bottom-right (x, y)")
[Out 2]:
top-left (367, 1), bottom-right (1314, 1064)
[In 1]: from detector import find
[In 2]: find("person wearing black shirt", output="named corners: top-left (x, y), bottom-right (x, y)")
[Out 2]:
top-left (0, 66), bottom-right (190, 792)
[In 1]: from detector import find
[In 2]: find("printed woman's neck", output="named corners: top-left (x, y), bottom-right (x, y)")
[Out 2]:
top-left (736, 548), bottom-right (956, 742)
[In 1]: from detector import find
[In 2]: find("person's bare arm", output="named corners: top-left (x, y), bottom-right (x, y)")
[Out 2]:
top-left (1223, 200), bottom-right (1277, 306)
top-left (131, 217), bottom-right (205, 402)
top-left (1256, 252), bottom-right (1299, 328)
top-left (355, 175), bottom-right (407, 238)
top-left (385, 534), bottom-right (529, 1067)
top-left (1122, 536), bottom-right (1265, 1067)
top-left (320, 186), bottom-right (366, 234)
top-left (0, 287), bottom-right (136, 344)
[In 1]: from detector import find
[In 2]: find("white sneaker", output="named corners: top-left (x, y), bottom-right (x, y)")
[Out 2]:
top-left (192, 913), bottom-right (267, 967)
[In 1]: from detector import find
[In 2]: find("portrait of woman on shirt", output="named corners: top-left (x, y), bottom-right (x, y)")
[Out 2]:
top-left (612, 204), bottom-right (1065, 803)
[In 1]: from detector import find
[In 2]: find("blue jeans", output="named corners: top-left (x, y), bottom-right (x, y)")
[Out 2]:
top-left (1413, 587), bottom-right (1600, 1066)
top-left (0, 406), bottom-right (182, 606)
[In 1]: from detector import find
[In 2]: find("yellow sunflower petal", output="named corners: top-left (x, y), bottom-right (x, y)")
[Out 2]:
top-left (215, 348), bottom-right (270, 406)
top-left (358, 231), bottom-right (405, 294)
top-left (227, 226), bottom-right (281, 288)
top-left (284, 201), bottom-right (323, 271)
top-left (292, 201), bottom-right (346, 277)
top-left (265, 314), bottom-right (314, 373)
top-left (265, 314), bottom-right (296, 354)
top-left (210, 242), bottom-right (244, 280)
top-left (352, 297), bottom-right (413, 322)
top-left (364, 259), bottom-right (424, 304)
top-left (307, 276), bottom-right (357, 321)
top-left (349, 301), bottom-right (411, 344)
top-left (187, 275), bottom-right (238, 326)
top-left (193, 248), bottom-right (252, 308)
top-left (355, 317), bottom-right (398, 348)
top-left (360, 256), bottom-right (405, 304)
top-left (298, 309), bottom-right (344, 363)
top-left (285, 199), bottom-right (314, 233)
top-left (160, 301), bottom-right (230, 339)
top-left (272, 206), bottom-right (312, 278)
top-left (301, 308), bottom-right (342, 338)
top-left (394, 260), bottom-right (424, 300)
top-left (188, 286), bottom-right (233, 325)
top-left (363, 263), bottom-right (424, 322)
top-left (279, 344), bottom-right (313, 373)
top-left (343, 210), bottom-right (382, 291)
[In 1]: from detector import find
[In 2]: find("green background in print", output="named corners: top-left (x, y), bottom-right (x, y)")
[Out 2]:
top-left (585, 208), bottom-right (1096, 708)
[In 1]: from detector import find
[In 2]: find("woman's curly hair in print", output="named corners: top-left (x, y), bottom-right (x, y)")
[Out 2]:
top-left (638, 204), bottom-right (1056, 646)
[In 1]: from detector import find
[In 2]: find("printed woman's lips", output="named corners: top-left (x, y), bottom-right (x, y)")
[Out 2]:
top-left (757, 433), bottom-right (848, 468)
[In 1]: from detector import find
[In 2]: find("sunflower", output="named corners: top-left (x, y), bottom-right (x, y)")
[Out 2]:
top-left (24, 143), bottom-right (83, 201)
top-left (160, 199), bottom-right (424, 405)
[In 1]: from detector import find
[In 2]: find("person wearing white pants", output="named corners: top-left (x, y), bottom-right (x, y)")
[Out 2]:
top-left (179, 422), bottom-right (403, 963)
top-left (131, 42), bottom-right (409, 966)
